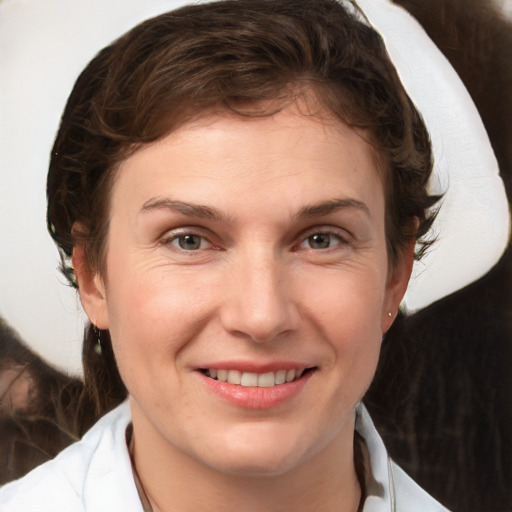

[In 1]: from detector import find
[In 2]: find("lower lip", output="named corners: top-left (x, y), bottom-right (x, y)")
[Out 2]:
top-left (199, 371), bottom-right (314, 410)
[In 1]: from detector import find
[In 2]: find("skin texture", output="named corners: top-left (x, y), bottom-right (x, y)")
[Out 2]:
top-left (74, 104), bottom-right (413, 512)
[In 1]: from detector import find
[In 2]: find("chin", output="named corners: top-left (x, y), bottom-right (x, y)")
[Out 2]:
top-left (204, 449), bottom-right (306, 478)
top-left (194, 425), bottom-right (323, 478)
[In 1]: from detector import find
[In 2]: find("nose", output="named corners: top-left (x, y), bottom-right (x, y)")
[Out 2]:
top-left (219, 250), bottom-right (300, 343)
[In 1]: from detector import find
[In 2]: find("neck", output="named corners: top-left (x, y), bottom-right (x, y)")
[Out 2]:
top-left (130, 406), bottom-right (361, 512)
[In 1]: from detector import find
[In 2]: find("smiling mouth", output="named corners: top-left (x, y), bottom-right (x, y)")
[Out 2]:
top-left (200, 368), bottom-right (315, 387)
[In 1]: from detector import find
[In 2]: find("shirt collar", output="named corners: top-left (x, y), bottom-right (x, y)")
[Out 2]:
top-left (355, 403), bottom-right (396, 512)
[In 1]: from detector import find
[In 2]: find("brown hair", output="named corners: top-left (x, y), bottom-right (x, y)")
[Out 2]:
top-left (46, 0), bottom-right (438, 414)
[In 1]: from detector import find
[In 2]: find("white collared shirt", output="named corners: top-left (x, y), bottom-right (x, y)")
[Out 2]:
top-left (0, 401), bottom-right (449, 511)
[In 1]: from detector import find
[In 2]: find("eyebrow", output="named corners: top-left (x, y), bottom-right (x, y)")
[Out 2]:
top-left (140, 196), bottom-right (370, 221)
top-left (140, 197), bottom-right (226, 221)
top-left (296, 198), bottom-right (371, 219)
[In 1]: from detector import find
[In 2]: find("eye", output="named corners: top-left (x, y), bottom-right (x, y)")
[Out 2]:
top-left (299, 231), bottom-right (344, 250)
top-left (168, 233), bottom-right (211, 251)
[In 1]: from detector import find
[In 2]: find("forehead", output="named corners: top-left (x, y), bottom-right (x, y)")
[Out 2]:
top-left (111, 106), bottom-right (386, 223)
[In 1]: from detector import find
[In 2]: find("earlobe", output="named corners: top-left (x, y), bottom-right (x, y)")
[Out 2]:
top-left (72, 243), bottom-right (109, 330)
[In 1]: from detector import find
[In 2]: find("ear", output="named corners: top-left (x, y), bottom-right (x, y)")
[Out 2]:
top-left (72, 243), bottom-right (109, 330)
top-left (381, 236), bottom-right (416, 333)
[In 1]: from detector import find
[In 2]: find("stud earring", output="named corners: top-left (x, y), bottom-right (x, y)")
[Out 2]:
top-left (388, 312), bottom-right (392, 317)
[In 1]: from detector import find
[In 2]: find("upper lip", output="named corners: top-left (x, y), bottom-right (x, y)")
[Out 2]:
top-left (195, 361), bottom-right (315, 373)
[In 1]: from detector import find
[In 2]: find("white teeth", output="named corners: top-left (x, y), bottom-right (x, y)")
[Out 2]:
top-left (227, 370), bottom-right (241, 385)
top-left (275, 369), bottom-right (286, 385)
top-left (240, 372), bottom-right (258, 387)
top-left (205, 368), bottom-right (307, 387)
top-left (257, 372), bottom-right (275, 387)
top-left (285, 369), bottom-right (296, 383)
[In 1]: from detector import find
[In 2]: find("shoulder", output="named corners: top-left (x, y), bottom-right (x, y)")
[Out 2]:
top-left (0, 401), bottom-right (142, 512)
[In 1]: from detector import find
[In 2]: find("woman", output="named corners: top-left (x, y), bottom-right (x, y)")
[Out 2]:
top-left (0, 0), bottom-right (451, 509)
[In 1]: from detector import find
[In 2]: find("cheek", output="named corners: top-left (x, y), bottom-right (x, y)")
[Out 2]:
top-left (306, 264), bottom-right (386, 332)
top-left (307, 268), bottom-right (385, 381)
top-left (103, 262), bottom-right (201, 380)
top-left (105, 285), bottom-right (190, 407)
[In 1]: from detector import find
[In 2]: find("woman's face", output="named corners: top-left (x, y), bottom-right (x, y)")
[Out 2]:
top-left (76, 104), bottom-right (411, 477)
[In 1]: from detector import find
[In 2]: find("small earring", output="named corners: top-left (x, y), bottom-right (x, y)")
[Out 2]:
top-left (94, 326), bottom-right (102, 355)
top-left (388, 312), bottom-right (392, 317)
